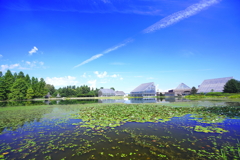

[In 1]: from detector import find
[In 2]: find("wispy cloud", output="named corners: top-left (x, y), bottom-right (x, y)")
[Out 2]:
top-left (73, 39), bottom-right (133, 68)
top-left (28, 46), bottom-right (38, 55)
top-left (24, 60), bottom-right (45, 69)
top-left (4, 0), bottom-right (163, 16)
top-left (103, 39), bottom-right (133, 54)
top-left (1, 64), bottom-right (20, 72)
top-left (101, 0), bottom-right (111, 4)
top-left (73, 54), bottom-right (103, 68)
top-left (143, 0), bottom-right (221, 33)
top-left (0, 54), bottom-right (2, 58)
top-left (73, 0), bottom-right (221, 68)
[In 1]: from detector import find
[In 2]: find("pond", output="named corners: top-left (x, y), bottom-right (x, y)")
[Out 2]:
top-left (1, 97), bottom-right (240, 107)
top-left (1, 102), bottom-right (240, 159)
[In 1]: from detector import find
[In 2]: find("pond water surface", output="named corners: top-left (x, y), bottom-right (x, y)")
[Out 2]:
top-left (1, 100), bottom-right (240, 159)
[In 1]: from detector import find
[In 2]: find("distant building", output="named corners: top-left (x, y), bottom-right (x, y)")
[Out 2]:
top-left (174, 83), bottom-right (191, 96)
top-left (197, 77), bottom-right (233, 93)
top-left (98, 89), bottom-right (116, 97)
top-left (115, 91), bottom-right (125, 96)
top-left (164, 83), bottom-right (191, 96)
top-left (130, 82), bottom-right (156, 97)
top-left (45, 92), bottom-right (51, 98)
top-left (56, 93), bottom-right (61, 98)
top-left (164, 92), bottom-right (175, 96)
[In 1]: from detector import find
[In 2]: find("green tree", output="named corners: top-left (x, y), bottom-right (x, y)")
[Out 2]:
top-left (26, 87), bottom-right (34, 99)
top-left (17, 71), bottom-right (25, 79)
top-left (110, 87), bottom-right (115, 91)
top-left (0, 76), bottom-right (7, 100)
top-left (9, 78), bottom-right (28, 100)
top-left (4, 70), bottom-right (14, 99)
top-left (35, 78), bottom-right (48, 97)
top-left (45, 84), bottom-right (55, 95)
top-left (31, 77), bottom-right (38, 97)
top-left (25, 74), bottom-right (31, 87)
top-left (223, 79), bottom-right (240, 93)
top-left (190, 87), bottom-right (197, 95)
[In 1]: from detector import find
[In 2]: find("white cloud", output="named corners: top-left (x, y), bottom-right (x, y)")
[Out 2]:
top-left (1, 63), bottom-right (20, 72)
top-left (88, 80), bottom-right (97, 89)
top-left (25, 60), bottom-right (45, 68)
top-left (26, 61), bottom-right (31, 65)
top-left (94, 71), bottom-right (108, 78)
top-left (120, 77), bottom-right (123, 80)
top-left (94, 71), bottom-right (121, 79)
top-left (0, 54), bottom-right (2, 58)
top-left (29, 46), bottom-right (38, 55)
top-left (45, 76), bottom-right (78, 86)
top-left (111, 74), bottom-right (118, 78)
top-left (143, 0), bottom-right (221, 33)
top-left (81, 73), bottom-right (87, 78)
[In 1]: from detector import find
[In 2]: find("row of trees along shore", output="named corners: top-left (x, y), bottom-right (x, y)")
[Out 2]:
top-left (0, 70), bottom-right (111, 100)
top-left (0, 70), bottom-right (47, 100)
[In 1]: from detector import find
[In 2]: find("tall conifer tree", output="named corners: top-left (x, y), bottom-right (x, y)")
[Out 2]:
top-left (4, 70), bottom-right (14, 99)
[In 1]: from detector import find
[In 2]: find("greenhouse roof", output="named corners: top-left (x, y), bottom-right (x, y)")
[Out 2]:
top-left (197, 77), bottom-right (233, 93)
top-left (115, 91), bottom-right (125, 95)
top-left (131, 82), bottom-right (154, 92)
top-left (99, 89), bottom-right (115, 94)
top-left (175, 83), bottom-right (191, 90)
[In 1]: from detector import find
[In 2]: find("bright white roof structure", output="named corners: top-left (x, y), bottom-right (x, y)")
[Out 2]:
top-left (99, 89), bottom-right (115, 94)
top-left (197, 77), bottom-right (233, 93)
top-left (175, 83), bottom-right (191, 90)
top-left (115, 91), bottom-right (125, 95)
top-left (131, 82), bottom-right (154, 92)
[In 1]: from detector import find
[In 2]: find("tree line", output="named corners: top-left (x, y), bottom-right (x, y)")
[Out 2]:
top-left (0, 70), bottom-right (113, 100)
top-left (0, 70), bottom-right (47, 100)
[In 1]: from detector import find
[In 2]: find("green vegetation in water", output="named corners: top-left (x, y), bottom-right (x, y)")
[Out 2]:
top-left (72, 104), bottom-right (240, 130)
top-left (1, 103), bottom-right (240, 159)
top-left (194, 125), bottom-right (228, 133)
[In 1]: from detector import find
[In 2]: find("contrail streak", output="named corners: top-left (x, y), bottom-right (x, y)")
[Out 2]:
top-left (73, 54), bottom-right (103, 68)
top-left (143, 0), bottom-right (221, 33)
top-left (73, 39), bottom-right (133, 68)
top-left (74, 0), bottom-right (221, 68)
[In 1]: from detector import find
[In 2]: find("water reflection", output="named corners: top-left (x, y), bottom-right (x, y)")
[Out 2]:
top-left (98, 99), bottom-right (125, 103)
top-left (1, 98), bottom-right (240, 107)
top-left (130, 98), bottom-right (157, 103)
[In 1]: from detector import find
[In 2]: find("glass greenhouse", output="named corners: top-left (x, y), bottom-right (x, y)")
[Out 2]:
top-left (130, 82), bottom-right (156, 97)
top-left (98, 89), bottom-right (116, 97)
top-left (197, 77), bottom-right (233, 93)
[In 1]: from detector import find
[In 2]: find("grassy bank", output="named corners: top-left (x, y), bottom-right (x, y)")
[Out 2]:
top-left (185, 92), bottom-right (240, 100)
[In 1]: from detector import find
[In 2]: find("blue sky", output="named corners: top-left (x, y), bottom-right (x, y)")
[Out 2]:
top-left (0, 0), bottom-right (240, 93)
